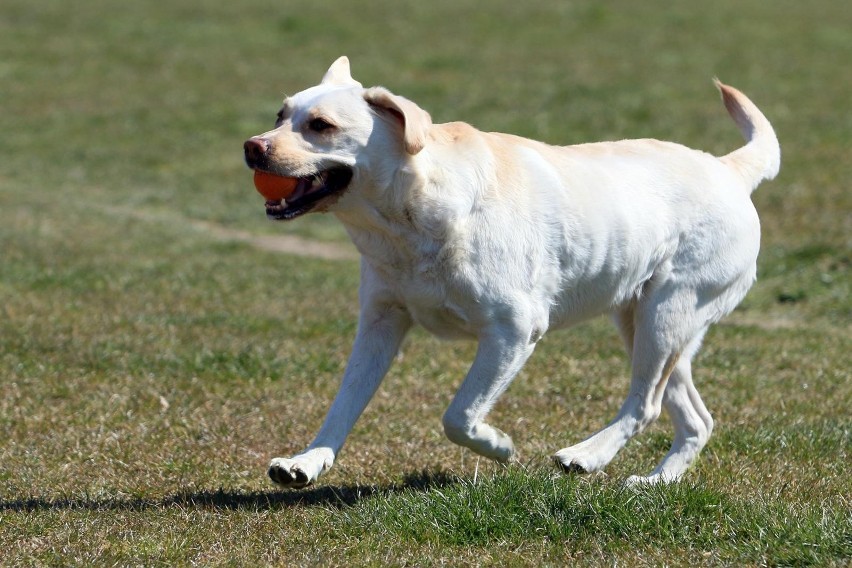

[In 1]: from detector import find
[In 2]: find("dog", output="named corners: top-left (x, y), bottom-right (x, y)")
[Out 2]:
top-left (243, 57), bottom-right (779, 487)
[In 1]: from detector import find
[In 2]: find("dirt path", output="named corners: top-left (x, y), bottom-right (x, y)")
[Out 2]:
top-left (189, 218), bottom-right (359, 261)
top-left (99, 204), bottom-right (359, 261)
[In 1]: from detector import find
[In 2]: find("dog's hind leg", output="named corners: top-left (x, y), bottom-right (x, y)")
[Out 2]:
top-left (626, 331), bottom-right (714, 484)
top-left (554, 284), bottom-right (701, 476)
top-left (442, 324), bottom-right (536, 462)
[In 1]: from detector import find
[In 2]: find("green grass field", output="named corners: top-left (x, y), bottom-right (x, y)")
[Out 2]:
top-left (1, 0), bottom-right (850, 565)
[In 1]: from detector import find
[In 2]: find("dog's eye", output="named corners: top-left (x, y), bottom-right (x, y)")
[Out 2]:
top-left (275, 110), bottom-right (285, 127)
top-left (308, 118), bottom-right (335, 133)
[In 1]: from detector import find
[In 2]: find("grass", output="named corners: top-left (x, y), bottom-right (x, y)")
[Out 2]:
top-left (343, 469), bottom-right (849, 564)
top-left (1, 0), bottom-right (850, 565)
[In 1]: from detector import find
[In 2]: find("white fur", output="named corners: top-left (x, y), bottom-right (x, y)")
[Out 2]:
top-left (250, 57), bottom-right (780, 488)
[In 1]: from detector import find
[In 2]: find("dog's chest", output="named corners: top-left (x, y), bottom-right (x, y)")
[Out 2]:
top-left (362, 237), bottom-right (479, 339)
top-left (401, 277), bottom-right (477, 339)
top-left (397, 264), bottom-right (480, 339)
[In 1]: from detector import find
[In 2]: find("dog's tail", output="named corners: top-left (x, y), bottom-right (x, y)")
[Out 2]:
top-left (715, 79), bottom-right (780, 193)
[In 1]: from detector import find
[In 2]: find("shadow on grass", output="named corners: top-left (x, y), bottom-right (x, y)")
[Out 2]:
top-left (0, 469), bottom-right (457, 513)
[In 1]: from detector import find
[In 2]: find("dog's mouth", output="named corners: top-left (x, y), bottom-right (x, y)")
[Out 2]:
top-left (261, 167), bottom-right (353, 221)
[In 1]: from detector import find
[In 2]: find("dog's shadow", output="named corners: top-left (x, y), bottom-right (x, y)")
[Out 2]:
top-left (0, 470), bottom-right (456, 513)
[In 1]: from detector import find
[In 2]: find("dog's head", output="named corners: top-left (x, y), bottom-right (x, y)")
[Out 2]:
top-left (244, 56), bottom-right (432, 220)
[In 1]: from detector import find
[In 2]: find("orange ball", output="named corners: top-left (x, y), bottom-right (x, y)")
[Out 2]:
top-left (253, 170), bottom-right (299, 201)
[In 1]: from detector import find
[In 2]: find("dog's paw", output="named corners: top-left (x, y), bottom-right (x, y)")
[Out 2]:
top-left (268, 448), bottom-right (333, 489)
top-left (552, 446), bottom-right (608, 475)
top-left (553, 452), bottom-right (592, 475)
top-left (489, 427), bottom-right (516, 463)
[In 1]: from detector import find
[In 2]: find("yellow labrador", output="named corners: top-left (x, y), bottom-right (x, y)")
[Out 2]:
top-left (244, 57), bottom-right (779, 487)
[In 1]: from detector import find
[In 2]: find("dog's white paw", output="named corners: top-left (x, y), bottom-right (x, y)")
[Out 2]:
top-left (484, 427), bottom-right (516, 463)
top-left (553, 450), bottom-right (596, 475)
top-left (553, 427), bottom-right (628, 475)
top-left (268, 448), bottom-right (334, 489)
top-left (552, 444), bottom-right (613, 475)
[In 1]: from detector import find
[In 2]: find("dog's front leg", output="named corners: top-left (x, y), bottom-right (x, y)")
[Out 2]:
top-left (442, 325), bottom-right (536, 462)
top-left (268, 294), bottom-right (411, 488)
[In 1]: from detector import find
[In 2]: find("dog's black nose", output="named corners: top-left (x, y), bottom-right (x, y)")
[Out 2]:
top-left (244, 137), bottom-right (270, 165)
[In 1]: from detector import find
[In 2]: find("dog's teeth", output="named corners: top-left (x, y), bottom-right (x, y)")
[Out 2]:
top-left (310, 175), bottom-right (325, 191)
top-left (265, 198), bottom-right (287, 214)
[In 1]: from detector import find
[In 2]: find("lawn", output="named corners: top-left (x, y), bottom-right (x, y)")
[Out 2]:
top-left (1, 0), bottom-right (849, 565)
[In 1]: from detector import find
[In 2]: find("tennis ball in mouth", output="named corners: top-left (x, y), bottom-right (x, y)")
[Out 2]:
top-left (253, 170), bottom-right (299, 201)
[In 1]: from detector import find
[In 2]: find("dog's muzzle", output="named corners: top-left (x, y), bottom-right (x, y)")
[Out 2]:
top-left (243, 137), bottom-right (353, 221)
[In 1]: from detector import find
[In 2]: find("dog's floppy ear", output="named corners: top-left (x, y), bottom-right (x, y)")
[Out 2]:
top-left (364, 87), bottom-right (432, 155)
top-left (322, 56), bottom-right (362, 87)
